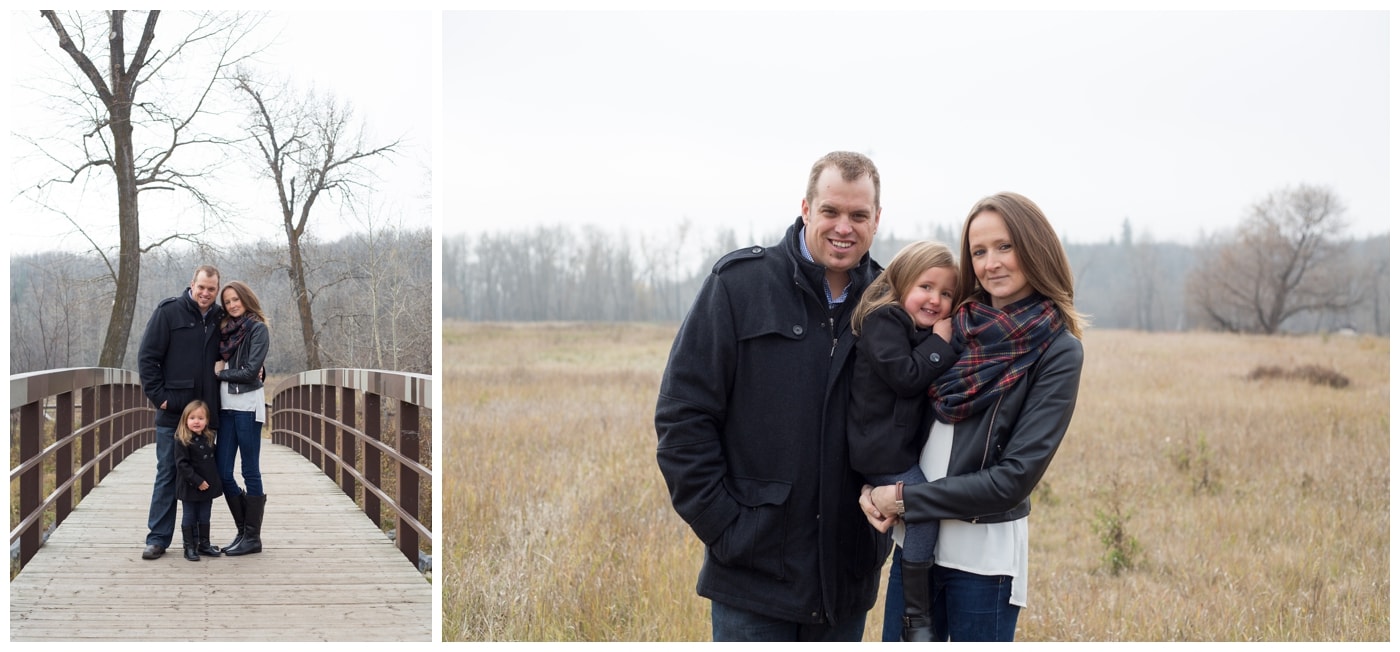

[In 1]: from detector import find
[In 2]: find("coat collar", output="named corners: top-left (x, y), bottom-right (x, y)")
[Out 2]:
top-left (780, 216), bottom-right (877, 306)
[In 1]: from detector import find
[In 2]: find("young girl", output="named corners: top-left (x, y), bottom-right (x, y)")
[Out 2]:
top-left (848, 240), bottom-right (961, 642)
top-left (173, 400), bottom-right (224, 561)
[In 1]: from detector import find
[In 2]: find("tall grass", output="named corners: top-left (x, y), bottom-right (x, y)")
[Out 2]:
top-left (442, 323), bottom-right (1389, 641)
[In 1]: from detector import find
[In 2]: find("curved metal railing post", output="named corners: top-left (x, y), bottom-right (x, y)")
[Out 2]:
top-left (9, 368), bottom-right (154, 573)
top-left (269, 369), bottom-right (432, 570)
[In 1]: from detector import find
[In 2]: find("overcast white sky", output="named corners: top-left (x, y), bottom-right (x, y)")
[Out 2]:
top-left (445, 8), bottom-right (1390, 245)
top-left (7, 8), bottom-right (1390, 252)
top-left (7, 10), bottom-right (433, 254)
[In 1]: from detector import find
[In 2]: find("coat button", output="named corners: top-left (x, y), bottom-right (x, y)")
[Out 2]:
top-left (792, 325), bottom-right (804, 336)
top-left (751, 246), bottom-right (763, 254)
top-left (929, 352), bottom-right (941, 363)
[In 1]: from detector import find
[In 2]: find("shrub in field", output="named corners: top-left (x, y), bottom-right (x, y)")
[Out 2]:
top-left (1246, 364), bottom-right (1350, 388)
top-left (1090, 477), bottom-right (1141, 576)
top-left (1168, 433), bottom-right (1219, 495)
top-left (1033, 479), bottom-right (1059, 508)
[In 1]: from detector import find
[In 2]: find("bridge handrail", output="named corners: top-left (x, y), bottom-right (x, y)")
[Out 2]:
top-left (9, 367), bottom-right (154, 571)
top-left (269, 369), bottom-right (432, 568)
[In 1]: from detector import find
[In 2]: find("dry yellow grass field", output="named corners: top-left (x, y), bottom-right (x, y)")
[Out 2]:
top-left (441, 322), bottom-right (1389, 641)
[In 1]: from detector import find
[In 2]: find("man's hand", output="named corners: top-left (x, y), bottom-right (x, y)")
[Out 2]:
top-left (214, 360), bottom-right (225, 374)
top-left (860, 484), bottom-right (898, 533)
top-left (198, 481), bottom-right (209, 491)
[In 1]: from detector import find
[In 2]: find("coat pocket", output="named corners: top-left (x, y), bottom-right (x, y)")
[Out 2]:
top-left (712, 476), bottom-right (792, 581)
top-left (163, 379), bottom-right (196, 416)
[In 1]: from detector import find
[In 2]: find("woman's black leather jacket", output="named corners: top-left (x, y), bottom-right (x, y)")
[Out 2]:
top-left (218, 320), bottom-right (269, 395)
top-left (901, 328), bottom-right (1083, 525)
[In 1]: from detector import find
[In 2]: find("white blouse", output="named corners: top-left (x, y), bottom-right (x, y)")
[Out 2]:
top-left (219, 381), bottom-right (266, 424)
top-left (894, 419), bottom-right (1029, 607)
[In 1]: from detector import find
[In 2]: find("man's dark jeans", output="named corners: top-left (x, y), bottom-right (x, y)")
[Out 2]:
top-left (144, 425), bottom-right (178, 547)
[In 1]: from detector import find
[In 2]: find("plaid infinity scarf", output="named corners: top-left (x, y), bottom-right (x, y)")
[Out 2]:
top-left (220, 313), bottom-right (252, 362)
top-left (930, 294), bottom-right (1064, 423)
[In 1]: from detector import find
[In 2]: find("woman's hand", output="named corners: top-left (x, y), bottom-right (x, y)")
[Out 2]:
top-left (199, 481), bottom-right (209, 491)
top-left (214, 360), bottom-right (225, 374)
top-left (860, 484), bottom-right (899, 533)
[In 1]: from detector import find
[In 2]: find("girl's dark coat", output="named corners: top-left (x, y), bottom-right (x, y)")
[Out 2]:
top-left (848, 304), bottom-right (958, 475)
top-left (174, 433), bottom-right (224, 502)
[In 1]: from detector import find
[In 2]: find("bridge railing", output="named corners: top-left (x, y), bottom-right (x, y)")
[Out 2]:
top-left (9, 368), bottom-right (154, 573)
top-left (269, 369), bottom-right (432, 569)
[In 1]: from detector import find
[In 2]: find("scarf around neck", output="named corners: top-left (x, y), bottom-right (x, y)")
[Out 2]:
top-left (220, 313), bottom-right (253, 361)
top-left (930, 293), bottom-right (1064, 423)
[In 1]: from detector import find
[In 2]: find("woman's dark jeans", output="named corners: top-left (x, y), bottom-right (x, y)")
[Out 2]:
top-left (882, 546), bottom-right (1021, 642)
top-left (217, 409), bottom-right (264, 496)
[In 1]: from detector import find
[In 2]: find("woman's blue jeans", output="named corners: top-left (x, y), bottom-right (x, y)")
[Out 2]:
top-left (217, 409), bottom-right (264, 496)
top-left (881, 546), bottom-right (1021, 642)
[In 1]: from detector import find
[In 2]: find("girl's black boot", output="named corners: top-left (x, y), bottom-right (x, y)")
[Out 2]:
top-left (901, 558), bottom-right (937, 642)
top-left (197, 523), bottom-right (221, 557)
top-left (181, 525), bottom-right (200, 562)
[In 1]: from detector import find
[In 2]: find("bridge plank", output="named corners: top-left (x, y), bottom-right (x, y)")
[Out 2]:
top-left (9, 444), bottom-right (432, 642)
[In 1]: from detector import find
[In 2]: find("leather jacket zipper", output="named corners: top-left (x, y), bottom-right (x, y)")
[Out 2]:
top-left (968, 394), bottom-right (1008, 525)
top-left (981, 393), bottom-right (1006, 468)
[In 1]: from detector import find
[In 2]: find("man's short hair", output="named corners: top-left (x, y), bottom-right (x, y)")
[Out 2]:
top-left (805, 151), bottom-right (881, 210)
top-left (192, 265), bottom-right (221, 284)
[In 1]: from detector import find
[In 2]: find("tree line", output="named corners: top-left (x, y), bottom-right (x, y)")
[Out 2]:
top-left (9, 227), bottom-right (432, 377)
top-left (444, 186), bottom-right (1388, 337)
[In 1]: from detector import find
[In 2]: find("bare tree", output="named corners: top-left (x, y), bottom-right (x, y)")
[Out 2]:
top-left (1186, 184), bottom-right (1358, 334)
top-left (1129, 226), bottom-right (1162, 331)
top-left (335, 200), bottom-right (431, 371)
top-left (26, 11), bottom-right (260, 367)
top-left (9, 253), bottom-right (107, 373)
top-left (233, 71), bottom-right (401, 369)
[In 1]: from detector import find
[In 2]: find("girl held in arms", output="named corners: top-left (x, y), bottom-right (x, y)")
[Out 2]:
top-left (847, 240), bottom-right (962, 641)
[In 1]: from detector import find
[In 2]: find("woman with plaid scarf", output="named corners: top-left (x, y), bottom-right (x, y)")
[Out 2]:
top-left (860, 192), bottom-right (1087, 642)
top-left (215, 281), bottom-right (271, 556)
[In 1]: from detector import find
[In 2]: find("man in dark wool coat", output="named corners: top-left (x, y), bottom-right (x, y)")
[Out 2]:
top-left (656, 151), bottom-right (890, 641)
top-left (137, 265), bottom-right (225, 560)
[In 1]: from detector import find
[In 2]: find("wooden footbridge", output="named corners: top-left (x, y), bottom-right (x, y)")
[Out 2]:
top-left (10, 368), bottom-right (433, 642)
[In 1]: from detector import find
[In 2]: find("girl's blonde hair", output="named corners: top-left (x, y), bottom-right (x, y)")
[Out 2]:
top-left (852, 240), bottom-right (959, 335)
top-left (176, 400), bottom-right (215, 446)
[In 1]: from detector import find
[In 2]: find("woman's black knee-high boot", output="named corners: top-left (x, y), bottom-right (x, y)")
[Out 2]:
top-left (223, 491), bottom-right (246, 550)
top-left (225, 495), bottom-right (265, 556)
